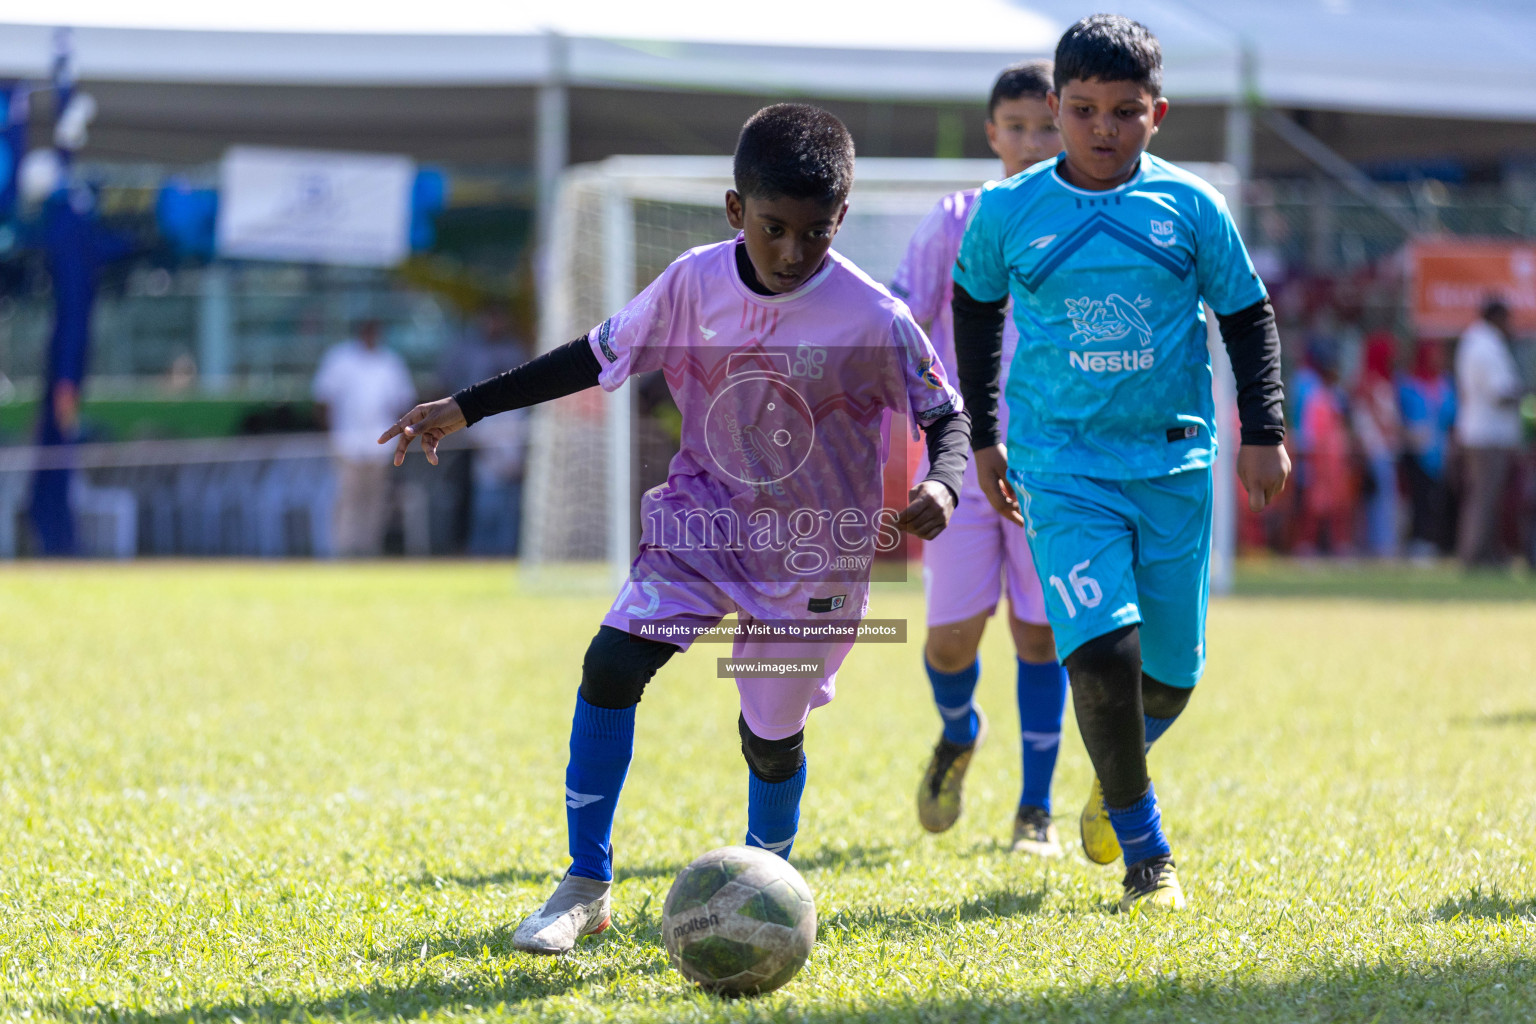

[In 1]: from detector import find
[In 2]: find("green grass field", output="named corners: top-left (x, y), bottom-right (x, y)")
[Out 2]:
top-left (1, 562), bottom-right (1533, 1023)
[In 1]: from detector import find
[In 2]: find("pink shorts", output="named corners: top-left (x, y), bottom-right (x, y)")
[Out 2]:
top-left (922, 465), bottom-right (1047, 628)
top-left (602, 548), bottom-right (857, 740)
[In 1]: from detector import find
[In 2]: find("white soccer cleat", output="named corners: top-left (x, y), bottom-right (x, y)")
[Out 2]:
top-left (1011, 805), bottom-right (1064, 858)
top-left (512, 873), bottom-right (613, 955)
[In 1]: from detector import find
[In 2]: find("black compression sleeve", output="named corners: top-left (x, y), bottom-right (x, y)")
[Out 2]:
top-left (920, 409), bottom-right (971, 504)
top-left (1216, 299), bottom-right (1286, 446)
top-left (1063, 625), bottom-right (1147, 809)
top-left (951, 282), bottom-right (1008, 450)
top-left (452, 336), bottom-right (602, 426)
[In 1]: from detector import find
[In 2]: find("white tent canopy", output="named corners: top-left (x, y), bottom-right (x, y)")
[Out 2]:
top-left (0, 1), bottom-right (1231, 103)
top-left (2, 1), bottom-right (1530, 118)
top-left (1162, 0), bottom-right (1536, 122)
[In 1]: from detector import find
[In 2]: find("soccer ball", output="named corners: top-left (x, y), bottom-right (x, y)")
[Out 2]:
top-left (661, 845), bottom-right (817, 996)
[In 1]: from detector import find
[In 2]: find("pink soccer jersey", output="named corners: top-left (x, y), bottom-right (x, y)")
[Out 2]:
top-left (890, 188), bottom-right (1019, 441)
top-left (587, 236), bottom-right (962, 629)
top-left (892, 189), bottom-right (1047, 629)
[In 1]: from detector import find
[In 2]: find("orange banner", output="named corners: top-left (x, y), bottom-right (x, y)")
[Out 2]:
top-left (1408, 238), bottom-right (1536, 336)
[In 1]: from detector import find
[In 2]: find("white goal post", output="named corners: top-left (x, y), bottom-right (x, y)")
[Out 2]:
top-left (523, 156), bottom-right (1241, 593)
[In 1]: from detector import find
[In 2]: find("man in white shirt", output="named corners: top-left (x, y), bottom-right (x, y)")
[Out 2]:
top-left (1454, 300), bottom-right (1525, 568)
top-left (437, 308), bottom-right (531, 555)
top-left (313, 319), bottom-right (416, 557)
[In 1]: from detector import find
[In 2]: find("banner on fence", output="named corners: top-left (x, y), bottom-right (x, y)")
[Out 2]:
top-left (1407, 238), bottom-right (1536, 335)
top-left (217, 146), bottom-right (414, 267)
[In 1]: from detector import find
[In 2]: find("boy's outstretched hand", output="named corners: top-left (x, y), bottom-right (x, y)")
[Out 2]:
top-left (378, 397), bottom-right (468, 466)
top-left (1237, 443), bottom-right (1291, 512)
top-left (896, 480), bottom-right (957, 540)
top-left (973, 444), bottom-right (1024, 527)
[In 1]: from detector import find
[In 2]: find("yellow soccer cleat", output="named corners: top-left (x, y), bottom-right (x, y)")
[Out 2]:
top-left (916, 709), bottom-right (988, 833)
top-left (1118, 856), bottom-right (1185, 913)
top-left (1079, 776), bottom-right (1122, 865)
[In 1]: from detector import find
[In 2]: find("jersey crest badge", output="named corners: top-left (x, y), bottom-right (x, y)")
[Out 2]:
top-left (1065, 294), bottom-right (1154, 348)
top-left (1149, 220), bottom-right (1177, 248)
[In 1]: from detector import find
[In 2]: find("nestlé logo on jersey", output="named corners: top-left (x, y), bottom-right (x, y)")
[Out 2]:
top-left (1064, 294), bottom-right (1156, 374)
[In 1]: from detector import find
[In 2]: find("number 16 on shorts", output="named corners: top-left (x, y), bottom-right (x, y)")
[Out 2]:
top-left (1048, 560), bottom-right (1102, 620)
top-left (1011, 467), bottom-right (1212, 683)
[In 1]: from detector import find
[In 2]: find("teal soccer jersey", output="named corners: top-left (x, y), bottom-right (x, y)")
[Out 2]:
top-left (953, 152), bottom-right (1267, 479)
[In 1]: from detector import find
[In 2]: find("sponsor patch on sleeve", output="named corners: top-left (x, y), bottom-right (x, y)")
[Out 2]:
top-left (919, 356), bottom-right (945, 390)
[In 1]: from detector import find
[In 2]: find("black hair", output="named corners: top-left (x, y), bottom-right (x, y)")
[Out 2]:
top-left (733, 103), bottom-right (855, 205)
top-left (1482, 297), bottom-right (1510, 321)
top-left (988, 59), bottom-right (1054, 115)
top-left (1054, 14), bottom-right (1163, 97)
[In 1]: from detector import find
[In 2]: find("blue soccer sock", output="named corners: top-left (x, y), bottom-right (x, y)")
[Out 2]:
top-left (1142, 678), bottom-right (1193, 752)
top-left (565, 695), bottom-right (635, 882)
top-left (1016, 657), bottom-right (1069, 814)
top-left (745, 761), bottom-right (807, 860)
top-left (927, 657), bottom-right (981, 745)
top-left (1144, 713), bottom-right (1179, 751)
top-left (1107, 781), bottom-right (1173, 866)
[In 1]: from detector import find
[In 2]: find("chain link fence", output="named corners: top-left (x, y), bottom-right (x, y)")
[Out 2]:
top-left (1246, 180), bottom-right (1536, 339)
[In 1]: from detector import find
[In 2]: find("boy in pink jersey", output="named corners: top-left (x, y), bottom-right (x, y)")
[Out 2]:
top-left (381, 105), bottom-right (969, 955)
top-left (888, 61), bottom-right (1069, 856)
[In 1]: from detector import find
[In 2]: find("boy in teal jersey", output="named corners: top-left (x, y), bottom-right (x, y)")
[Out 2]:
top-left (951, 14), bottom-right (1290, 912)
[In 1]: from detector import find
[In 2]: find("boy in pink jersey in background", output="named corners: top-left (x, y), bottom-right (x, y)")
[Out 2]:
top-left (888, 61), bottom-right (1069, 855)
top-left (381, 105), bottom-right (970, 956)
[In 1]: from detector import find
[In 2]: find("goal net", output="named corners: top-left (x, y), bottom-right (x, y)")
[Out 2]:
top-left (523, 156), bottom-right (1241, 591)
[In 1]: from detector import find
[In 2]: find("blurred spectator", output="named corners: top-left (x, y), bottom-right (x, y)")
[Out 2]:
top-left (1453, 299), bottom-right (1524, 568)
top-left (1397, 340), bottom-right (1457, 558)
top-left (1293, 342), bottom-right (1355, 556)
top-left (1351, 335), bottom-right (1403, 557)
top-left (439, 307), bottom-right (531, 556)
top-left (438, 308), bottom-right (527, 395)
top-left (312, 319), bottom-right (415, 557)
top-left (467, 413), bottom-right (528, 556)
top-left (164, 351), bottom-right (198, 392)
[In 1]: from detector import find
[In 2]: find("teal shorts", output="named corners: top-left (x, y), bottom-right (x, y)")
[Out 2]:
top-left (1009, 467), bottom-right (1212, 688)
